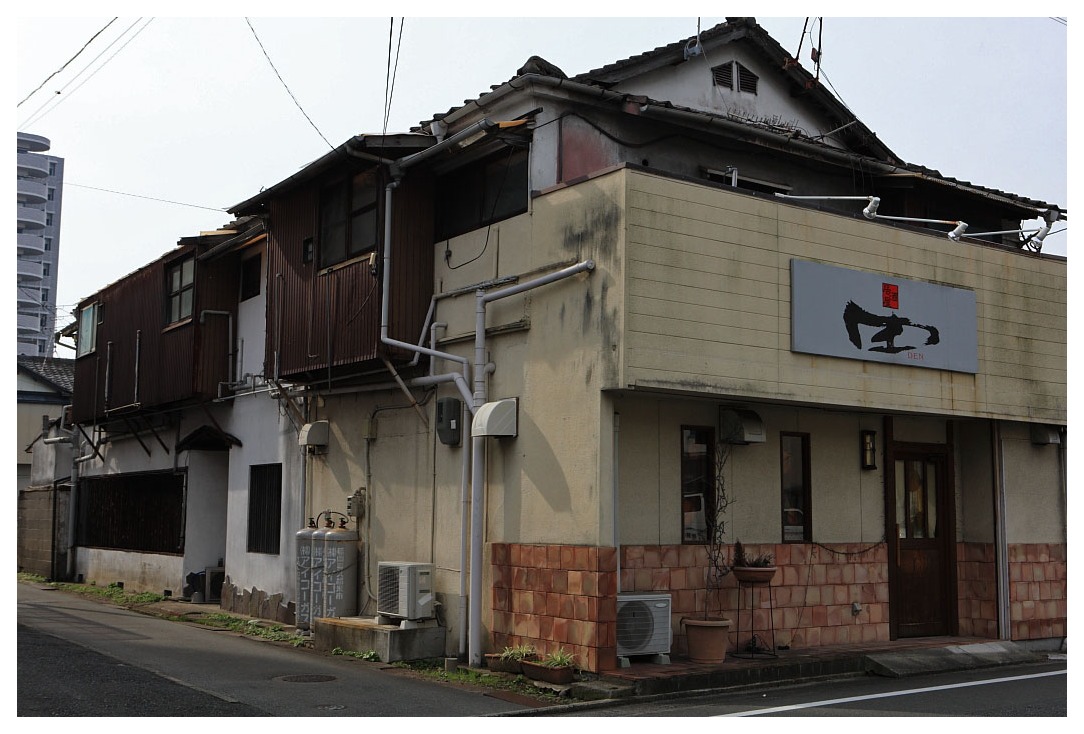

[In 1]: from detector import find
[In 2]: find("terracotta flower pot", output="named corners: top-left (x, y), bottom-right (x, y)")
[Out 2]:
top-left (682, 616), bottom-right (732, 664)
top-left (732, 566), bottom-right (777, 584)
top-left (521, 659), bottom-right (575, 685)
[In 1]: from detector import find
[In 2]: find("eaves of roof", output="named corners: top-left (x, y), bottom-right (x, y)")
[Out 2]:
top-left (230, 133), bottom-right (435, 214)
top-left (17, 356), bottom-right (75, 395)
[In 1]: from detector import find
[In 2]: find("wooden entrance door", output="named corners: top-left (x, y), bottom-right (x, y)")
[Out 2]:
top-left (888, 450), bottom-right (954, 638)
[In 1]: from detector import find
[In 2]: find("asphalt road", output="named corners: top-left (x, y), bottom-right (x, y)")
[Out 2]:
top-left (17, 583), bottom-right (527, 717)
top-left (539, 660), bottom-right (1068, 717)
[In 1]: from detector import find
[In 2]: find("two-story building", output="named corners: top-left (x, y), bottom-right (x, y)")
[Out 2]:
top-left (61, 18), bottom-right (1065, 673)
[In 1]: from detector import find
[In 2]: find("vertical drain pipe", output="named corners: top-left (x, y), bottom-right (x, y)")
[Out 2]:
top-left (992, 421), bottom-right (1010, 639)
top-left (613, 411), bottom-right (621, 594)
top-left (467, 259), bottom-right (596, 666)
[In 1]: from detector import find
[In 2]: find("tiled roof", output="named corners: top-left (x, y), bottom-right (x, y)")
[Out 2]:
top-left (17, 355), bottom-right (75, 394)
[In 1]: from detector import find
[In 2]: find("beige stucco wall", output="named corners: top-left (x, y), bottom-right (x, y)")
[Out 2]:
top-left (303, 175), bottom-right (629, 626)
top-left (614, 396), bottom-right (886, 547)
top-left (620, 170), bottom-right (1066, 424)
top-left (956, 420), bottom-right (996, 544)
top-left (999, 421), bottom-right (1066, 543)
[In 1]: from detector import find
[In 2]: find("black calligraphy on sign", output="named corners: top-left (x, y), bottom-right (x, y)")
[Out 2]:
top-left (843, 300), bottom-right (940, 354)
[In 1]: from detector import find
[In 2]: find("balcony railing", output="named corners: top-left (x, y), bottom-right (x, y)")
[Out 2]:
top-left (17, 313), bottom-right (42, 334)
top-left (18, 286), bottom-right (42, 309)
top-left (17, 152), bottom-right (49, 178)
top-left (17, 205), bottom-right (46, 229)
top-left (17, 178), bottom-right (49, 205)
top-left (17, 259), bottom-right (44, 281)
top-left (18, 232), bottom-right (45, 255)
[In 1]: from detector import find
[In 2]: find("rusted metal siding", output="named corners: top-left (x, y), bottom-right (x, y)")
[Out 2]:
top-left (71, 243), bottom-right (236, 424)
top-left (193, 253), bottom-right (241, 398)
top-left (263, 170), bottom-right (435, 382)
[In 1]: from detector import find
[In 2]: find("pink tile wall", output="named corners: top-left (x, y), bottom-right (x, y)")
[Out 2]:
top-left (488, 540), bottom-right (1066, 672)
top-left (490, 543), bottom-right (619, 673)
top-left (1008, 543), bottom-right (1067, 641)
top-left (956, 542), bottom-right (998, 638)
top-left (619, 542), bottom-right (891, 653)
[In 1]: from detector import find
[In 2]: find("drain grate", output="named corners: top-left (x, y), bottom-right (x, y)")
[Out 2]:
top-left (278, 674), bottom-right (337, 683)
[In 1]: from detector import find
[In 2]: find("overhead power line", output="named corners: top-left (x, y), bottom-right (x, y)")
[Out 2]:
top-left (383, 18), bottom-right (404, 136)
top-left (18, 17), bottom-right (118, 107)
top-left (245, 17), bottom-right (333, 150)
top-left (67, 182), bottom-right (227, 212)
top-left (19, 18), bottom-right (153, 129)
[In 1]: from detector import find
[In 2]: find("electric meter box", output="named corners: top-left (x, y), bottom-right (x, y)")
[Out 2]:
top-left (436, 397), bottom-right (462, 446)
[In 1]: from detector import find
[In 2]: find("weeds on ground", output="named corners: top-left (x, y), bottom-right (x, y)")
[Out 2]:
top-left (19, 572), bottom-right (164, 605)
top-left (195, 613), bottom-right (306, 646)
top-left (331, 647), bottom-right (380, 661)
top-left (392, 658), bottom-right (567, 704)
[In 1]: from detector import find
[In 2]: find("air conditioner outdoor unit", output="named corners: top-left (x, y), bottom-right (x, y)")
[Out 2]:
top-left (378, 562), bottom-right (435, 620)
top-left (616, 592), bottom-right (672, 658)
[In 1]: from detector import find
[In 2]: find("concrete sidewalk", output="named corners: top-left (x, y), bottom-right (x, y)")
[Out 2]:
top-left (571, 636), bottom-right (1061, 701)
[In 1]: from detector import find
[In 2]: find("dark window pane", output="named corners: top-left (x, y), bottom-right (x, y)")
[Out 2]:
top-left (240, 253), bottom-right (262, 301)
top-left (247, 463), bottom-right (282, 554)
top-left (781, 433), bottom-right (810, 542)
top-left (77, 472), bottom-right (185, 553)
top-left (436, 147), bottom-right (528, 240)
top-left (681, 426), bottom-right (714, 544)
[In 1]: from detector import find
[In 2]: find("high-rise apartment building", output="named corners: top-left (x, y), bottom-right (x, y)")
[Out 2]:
top-left (17, 132), bottom-right (64, 357)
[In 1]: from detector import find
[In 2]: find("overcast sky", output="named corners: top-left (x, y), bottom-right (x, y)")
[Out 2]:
top-left (15, 12), bottom-right (1069, 339)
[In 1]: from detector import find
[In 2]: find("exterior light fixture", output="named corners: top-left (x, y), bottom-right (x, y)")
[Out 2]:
top-left (860, 430), bottom-right (877, 470)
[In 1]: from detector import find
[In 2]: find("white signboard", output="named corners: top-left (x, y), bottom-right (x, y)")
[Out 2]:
top-left (791, 259), bottom-right (978, 374)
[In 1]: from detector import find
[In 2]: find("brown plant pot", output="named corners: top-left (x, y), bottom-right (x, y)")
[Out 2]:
top-left (682, 616), bottom-right (732, 664)
top-left (732, 566), bottom-right (778, 584)
top-left (484, 653), bottom-right (522, 674)
top-left (520, 660), bottom-right (575, 685)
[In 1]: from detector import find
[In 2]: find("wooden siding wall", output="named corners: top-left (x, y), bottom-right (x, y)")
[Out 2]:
top-left (620, 171), bottom-right (1066, 423)
top-left (264, 172), bottom-right (435, 381)
top-left (72, 244), bottom-right (237, 424)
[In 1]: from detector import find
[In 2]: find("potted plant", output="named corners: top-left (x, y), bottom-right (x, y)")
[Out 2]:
top-left (484, 643), bottom-right (537, 674)
top-left (681, 440), bottom-right (736, 664)
top-left (521, 647), bottom-right (577, 685)
top-left (730, 540), bottom-right (777, 585)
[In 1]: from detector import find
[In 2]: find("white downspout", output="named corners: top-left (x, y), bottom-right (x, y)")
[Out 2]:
top-left (992, 421), bottom-right (1010, 640)
top-left (467, 259), bottom-right (596, 666)
top-left (614, 411), bottom-right (621, 593)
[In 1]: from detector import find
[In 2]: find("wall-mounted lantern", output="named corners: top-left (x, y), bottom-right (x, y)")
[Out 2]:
top-left (860, 429), bottom-right (877, 470)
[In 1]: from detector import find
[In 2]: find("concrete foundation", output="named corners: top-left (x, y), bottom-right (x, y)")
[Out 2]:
top-left (313, 616), bottom-right (447, 663)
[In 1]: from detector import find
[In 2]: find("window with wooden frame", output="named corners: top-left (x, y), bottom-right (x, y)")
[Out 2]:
top-left (681, 426), bottom-right (716, 544)
top-left (780, 432), bottom-right (812, 542)
top-left (319, 169), bottom-right (380, 269)
top-left (166, 257), bottom-right (195, 324)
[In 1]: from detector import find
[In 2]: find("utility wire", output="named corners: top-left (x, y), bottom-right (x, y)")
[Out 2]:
top-left (66, 182), bottom-right (226, 212)
top-left (382, 18), bottom-right (404, 136)
top-left (20, 18), bottom-right (152, 129)
top-left (245, 17), bottom-right (333, 150)
top-left (18, 17), bottom-right (118, 107)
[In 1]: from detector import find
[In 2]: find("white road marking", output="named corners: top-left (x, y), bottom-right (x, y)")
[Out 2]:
top-left (719, 669), bottom-right (1067, 716)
